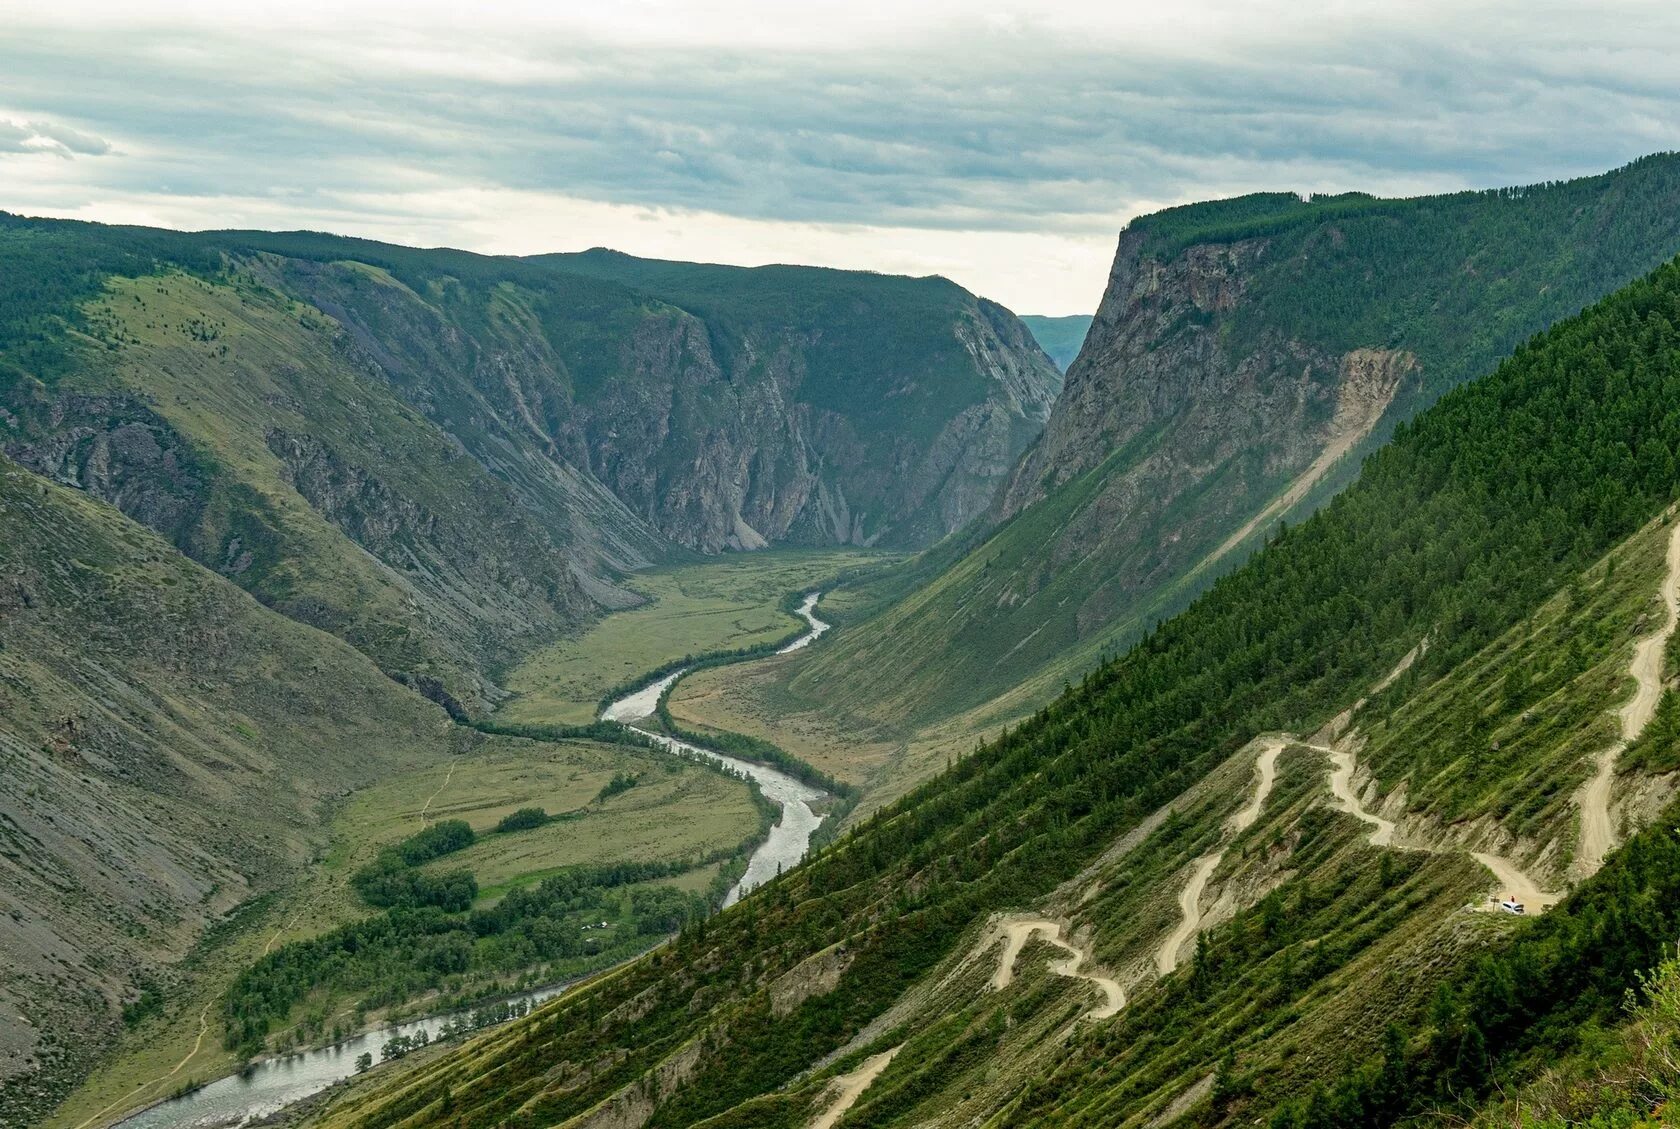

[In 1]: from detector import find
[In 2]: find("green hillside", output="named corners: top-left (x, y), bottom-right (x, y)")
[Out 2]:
top-left (0, 455), bottom-right (456, 1126)
top-left (775, 154), bottom-right (1680, 760)
top-left (300, 242), bottom-right (1680, 1129)
top-left (1019, 313), bottom-right (1093, 371)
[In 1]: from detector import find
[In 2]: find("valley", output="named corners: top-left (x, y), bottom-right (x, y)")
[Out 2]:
top-left (10, 149), bottom-right (1680, 1129)
top-left (276, 246), bottom-right (1680, 1129)
top-left (37, 548), bottom-right (867, 1129)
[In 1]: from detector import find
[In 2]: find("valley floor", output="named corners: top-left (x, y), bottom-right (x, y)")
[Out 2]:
top-left (49, 552), bottom-right (883, 1129)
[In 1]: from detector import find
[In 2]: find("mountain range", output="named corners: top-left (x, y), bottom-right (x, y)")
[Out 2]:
top-left (10, 154), bottom-right (1680, 1129)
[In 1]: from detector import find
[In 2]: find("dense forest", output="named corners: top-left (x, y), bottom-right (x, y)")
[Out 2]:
top-left (313, 254), bottom-right (1680, 1126)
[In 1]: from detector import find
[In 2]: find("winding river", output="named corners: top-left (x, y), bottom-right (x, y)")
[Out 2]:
top-left (602, 590), bottom-right (832, 907)
top-left (109, 592), bottom-right (832, 1128)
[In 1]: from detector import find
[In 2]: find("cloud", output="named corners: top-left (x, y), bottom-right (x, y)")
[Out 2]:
top-left (0, 1), bottom-right (1677, 312)
top-left (0, 116), bottom-right (111, 157)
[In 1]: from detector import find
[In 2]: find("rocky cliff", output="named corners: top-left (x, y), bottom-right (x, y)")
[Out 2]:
top-left (782, 155), bottom-right (1680, 736)
top-left (526, 251), bottom-right (1064, 550)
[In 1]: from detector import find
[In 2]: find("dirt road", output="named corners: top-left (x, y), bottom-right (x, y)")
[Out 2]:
top-left (810, 1045), bottom-right (903, 1129)
top-left (1577, 518), bottom-right (1680, 877)
top-left (1156, 738), bottom-right (1285, 976)
top-left (1322, 746), bottom-right (1399, 847)
top-left (990, 919), bottom-right (1125, 1019)
top-left (1155, 855), bottom-right (1221, 976)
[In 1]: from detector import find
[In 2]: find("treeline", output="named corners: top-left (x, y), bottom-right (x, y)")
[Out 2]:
top-left (464, 717), bottom-right (655, 748)
top-left (221, 860), bottom-right (712, 1056)
top-left (351, 820), bottom-right (478, 911)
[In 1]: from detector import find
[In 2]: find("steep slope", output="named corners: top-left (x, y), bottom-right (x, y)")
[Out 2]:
top-left (782, 153), bottom-right (1680, 747)
top-left (0, 220), bottom-right (1060, 706)
top-left (1019, 313), bottom-right (1094, 372)
top-left (535, 249), bottom-right (1064, 548)
top-left (300, 246), bottom-right (1680, 1129)
top-left (0, 457), bottom-right (455, 1126)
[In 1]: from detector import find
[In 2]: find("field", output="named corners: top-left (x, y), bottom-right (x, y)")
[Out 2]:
top-left (45, 735), bottom-right (758, 1129)
top-left (498, 549), bottom-right (891, 724)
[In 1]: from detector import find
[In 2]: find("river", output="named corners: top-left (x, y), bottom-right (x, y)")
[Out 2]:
top-left (601, 590), bottom-right (831, 907)
top-left (110, 592), bottom-right (833, 1128)
top-left (112, 985), bottom-right (566, 1129)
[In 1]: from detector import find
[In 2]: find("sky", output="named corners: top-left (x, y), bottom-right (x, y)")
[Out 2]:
top-left (2, 1), bottom-right (1678, 314)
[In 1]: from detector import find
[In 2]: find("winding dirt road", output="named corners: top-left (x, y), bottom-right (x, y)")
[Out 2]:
top-left (1155, 855), bottom-right (1221, 977)
top-left (1319, 741), bottom-right (1560, 911)
top-left (1576, 518), bottom-right (1680, 878)
top-left (810, 1045), bottom-right (903, 1129)
top-left (1155, 738), bottom-right (1284, 976)
top-left (990, 920), bottom-right (1125, 1020)
top-left (1322, 747), bottom-right (1398, 848)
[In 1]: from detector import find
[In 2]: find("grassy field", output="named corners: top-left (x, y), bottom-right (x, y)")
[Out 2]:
top-left (499, 549), bottom-right (891, 725)
top-left (46, 735), bottom-right (758, 1129)
top-left (396, 740), bottom-right (762, 901)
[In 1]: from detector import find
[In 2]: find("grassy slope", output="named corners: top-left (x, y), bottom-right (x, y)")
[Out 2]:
top-left (753, 154), bottom-right (1680, 776)
top-left (297, 248), bottom-right (1680, 1129)
top-left (1357, 511), bottom-right (1679, 855)
top-left (9, 269), bottom-right (601, 711)
top-left (0, 456), bottom-right (455, 1127)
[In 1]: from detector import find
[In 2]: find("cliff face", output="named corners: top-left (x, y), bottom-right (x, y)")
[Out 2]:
top-left (787, 157), bottom-right (1680, 733)
top-left (265, 250), bottom-right (1061, 555)
top-left (526, 252), bottom-right (1065, 551)
top-left (789, 231), bottom-right (1415, 729)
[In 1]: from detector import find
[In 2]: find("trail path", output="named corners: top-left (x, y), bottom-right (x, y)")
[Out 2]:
top-left (809, 1045), bottom-right (903, 1129)
top-left (73, 1003), bottom-right (213, 1129)
top-left (1321, 746), bottom-right (1398, 848)
top-left (417, 758), bottom-right (459, 827)
top-left (1155, 738), bottom-right (1283, 976)
top-left (1316, 740), bottom-right (1559, 910)
top-left (1155, 856), bottom-right (1221, 977)
top-left (989, 920), bottom-right (1125, 1019)
top-left (1576, 518), bottom-right (1680, 878)
top-left (76, 885), bottom-right (323, 1129)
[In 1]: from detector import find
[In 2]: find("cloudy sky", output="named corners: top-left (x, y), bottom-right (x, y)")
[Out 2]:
top-left (2, 1), bottom-right (1677, 313)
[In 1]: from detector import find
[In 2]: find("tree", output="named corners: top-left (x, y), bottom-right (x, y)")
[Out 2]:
top-left (355, 1052), bottom-right (373, 1074)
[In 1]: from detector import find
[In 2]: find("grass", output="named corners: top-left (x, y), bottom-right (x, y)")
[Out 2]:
top-left (391, 741), bottom-right (760, 902)
top-left (45, 735), bottom-right (759, 1129)
top-left (498, 549), bottom-right (891, 725)
top-left (668, 659), bottom-right (907, 790)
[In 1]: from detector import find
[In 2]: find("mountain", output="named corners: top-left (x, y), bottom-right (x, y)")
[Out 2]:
top-left (1019, 313), bottom-right (1094, 371)
top-left (0, 457), bottom-right (456, 1127)
top-left (533, 249), bottom-right (1064, 548)
top-left (301, 251), bottom-right (1680, 1129)
top-left (773, 154), bottom-right (1680, 756)
top-left (0, 220), bottom-right (1059, 710)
